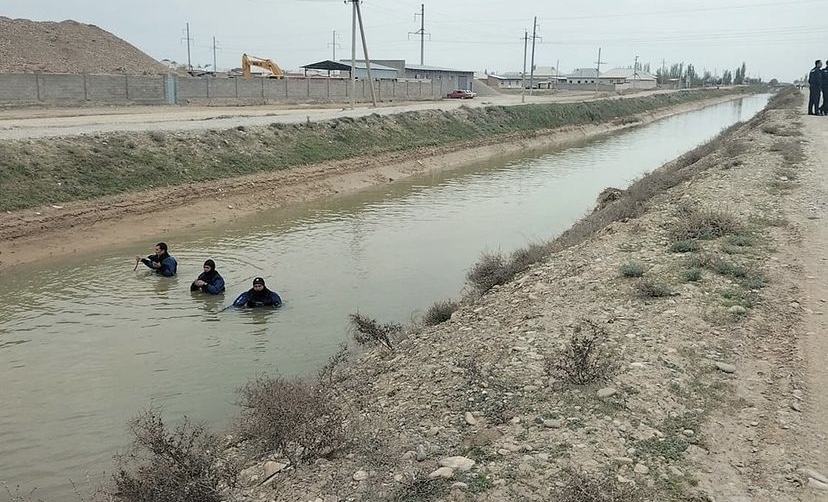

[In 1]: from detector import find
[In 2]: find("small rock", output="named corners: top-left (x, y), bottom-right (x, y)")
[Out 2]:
top-left (416, 445), bottom-right (428, 461)
top-left (809, 478), bottom-right (828, 491)
top-left (227, 205), bottom-right (234, 209)
top-left (669, 467), bottom-right (684, 477)
top-left (728, 305), bottom-right (747, 315)
top-left (798, 468), bottom-right (828, 484)
top-left (597, 387), bottom-right (617, 398)
top-left (542, 419), bottom-right (563, 428)
top-left (630, 362), bottom-right (646, 369)
top-left (401, 451), bottom-right (416, 461)
top-left (715, 362), bottom-right (737, 373)
top-left (634, 463), bottom-right (650, 475)
top-left (394, 474), bottom-right (404, 482)
top-left (439, 456), bottom-right (476, 472)
top-left (428, 467), bottom-right (454, 479)
top-left (791, 401), bottom-right (802, 412)
top-left (465, 411), bottom-right (477, 426)
top-left (682, 429), bottom-right (695, 437)
top-left (353, 470), bottom-right (369, 481)
top-left (451, 482), bottom-right (469, 490)
top-left (614, 457), bottom-right (635, 465)
top-left (263, 461), bottom-right (287, 478)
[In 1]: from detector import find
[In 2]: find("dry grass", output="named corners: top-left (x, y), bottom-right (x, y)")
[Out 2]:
top-left (236, 375), bottom-right (347, 465)
top-left (349, 312), bottom-right (402, 351)
top-left (423, 299), bottom-right (459, 326)
top-left (546, 320), bottom-right (619, 385)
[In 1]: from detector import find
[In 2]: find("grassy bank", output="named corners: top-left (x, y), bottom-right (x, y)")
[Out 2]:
top-left (0, 88), bottom-right (753, 212)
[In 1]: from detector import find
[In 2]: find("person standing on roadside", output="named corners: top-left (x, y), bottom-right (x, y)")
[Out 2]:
top-left (820, 59), bottom-right (828, 115)
top-left (135, 242), bottom-right (178, 277)
top-left (808, 60), bottom-right (823, 115)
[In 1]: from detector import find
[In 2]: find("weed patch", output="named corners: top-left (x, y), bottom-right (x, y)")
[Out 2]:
top-left (672, 207), bottom-right (743, 241)
top-left (423, 300), bottom-right (459, 326)
top-left (636, 278), bottom-right (673, 298)
top-left (554, 467), bottom-right (647, 502)
top-left (545, 320), bottom-right (619, 385)
top-left (670, 240), bottom-right (701, 253)
top-left (349, 312), bottom-right (401, 351)
top-left (619, 262), bottom-right (646, 277)
top-left (681, 268), bottom-right (703, 282)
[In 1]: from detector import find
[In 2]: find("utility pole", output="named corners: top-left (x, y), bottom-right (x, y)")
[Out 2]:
top-left (328, 30), bottom-right (341, 61)
top-left (555, 58), bottom-right (559, 90)
top-left (528, 16), bottom-right (539, 96)
top-left (521, 29), bottom-right (528, 103)
top-left (594, 47), bottom-right (605, 93)
top-left (408, 4), bottom-right (429, 65)
top-left (679, 61), bottom-right (684, 89)
top-left (212, 36), bottom-right (217, 75)
top-left (354, 0), bottom-right (377, 107)
top-left (661, 58), bottom-right (666, 85)
top-left (349, 0), bottom-right (357, 109)
top-left (632, 55), bottom-right (639, 88)
top-left (181, 23), bottom-right (193, 72)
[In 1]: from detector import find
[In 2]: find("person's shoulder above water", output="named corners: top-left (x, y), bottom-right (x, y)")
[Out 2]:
top-left (191, 259), bottom-right (225, 294)
top-left (232, 277), bottom-right (283, 308)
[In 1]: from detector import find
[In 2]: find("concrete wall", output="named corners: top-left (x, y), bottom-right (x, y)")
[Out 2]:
top-left (0, 73), bottom-right (460, 107)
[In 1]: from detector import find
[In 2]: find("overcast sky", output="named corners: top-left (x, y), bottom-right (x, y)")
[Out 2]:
top-left (3, 0), bottom-right (824, 81)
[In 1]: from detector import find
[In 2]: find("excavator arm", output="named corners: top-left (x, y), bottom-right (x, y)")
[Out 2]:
top-left (241, 53), bottom-right (284, 79)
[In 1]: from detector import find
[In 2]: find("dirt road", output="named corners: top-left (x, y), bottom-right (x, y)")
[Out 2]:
top-left (0, 89), bottom-right (678, 140)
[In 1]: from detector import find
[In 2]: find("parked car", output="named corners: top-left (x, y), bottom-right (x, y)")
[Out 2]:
top-left (447, 89), bottom-right (476, 99)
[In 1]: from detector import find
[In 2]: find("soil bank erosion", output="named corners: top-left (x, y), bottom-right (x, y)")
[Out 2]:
top-left (0, 89), bottom-right (754, 269)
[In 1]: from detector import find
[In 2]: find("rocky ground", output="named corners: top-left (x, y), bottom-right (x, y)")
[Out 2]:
top-left (218, 91), bottom-right (828, 502)
top-left (0, 16), bottom-right (168, 74)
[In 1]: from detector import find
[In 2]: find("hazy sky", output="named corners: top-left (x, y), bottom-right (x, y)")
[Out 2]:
top-left (3, 0), bottom-right (824, 81)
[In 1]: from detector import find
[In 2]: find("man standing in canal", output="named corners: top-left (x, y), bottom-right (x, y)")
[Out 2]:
top-left (808, 59), bottom-right (823, 115)
top-left (135, 242), bottom-right (178, 277)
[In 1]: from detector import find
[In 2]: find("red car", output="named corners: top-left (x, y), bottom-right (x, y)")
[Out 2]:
top-left (447, 89), bottom-right (476, 99)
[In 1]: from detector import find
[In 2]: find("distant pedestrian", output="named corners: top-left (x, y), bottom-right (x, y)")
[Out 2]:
top-left (135, 242), bottom-right (177, 277)
top-left (821, 59), bottom-right (828, 115)
top-left (808, 60), bottom-right (823, 115)
top-left (190, 259), bottom-right (225, 295)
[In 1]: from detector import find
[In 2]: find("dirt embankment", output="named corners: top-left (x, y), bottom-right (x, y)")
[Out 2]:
top-left (0, 16), bottom-right (168, 74)
top-left (0, 91), bottom-right (749, 271)
top-left (194, 89), bottom-right (828, 502)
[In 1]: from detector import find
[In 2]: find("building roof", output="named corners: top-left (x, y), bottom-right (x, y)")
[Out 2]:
top-left (600, 67), bottom-right (657, 80)
top-left (337, 60), bottom-right (399, 72)
top-left (405, 63), bottom-right (473, 73)
top-left (567, 68), bottom-right (600, 78)
top-left (301, 60), bottom-right (352, 71)
top-left (488, 74), bottom-right (523, 80)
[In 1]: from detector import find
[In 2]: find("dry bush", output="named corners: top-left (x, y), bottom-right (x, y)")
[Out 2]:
top-left (317, 342), bottom-right (349, 385)
top-left (423, 299), bottom-right (459, 326)
top-left (349, 312), bottom-right (401, 351)
top-left (554, 467), bottom-right (647, 502)
top-left (466, 251), bottom-right (512, 293)
top-left (385, 473), bottom-right (449, 502)
top-left (508, 242), bottom-right (549, 274)
top-left (636, 278), bottom-right (673, 298)
top-left (723, 139), bottom-right (748, 156)
top-left (236, 375), bottom-right (347, 465)
top-left (546, 320), bottom-right (619, 385)
top-left (769, 139), bottom-right (805, 164)
top-left (619, 262), bottom-right (645, 278)
top-left (671, 207), bottom-right (743, 240)
top-left (113, 408), bottom-right (237, 502)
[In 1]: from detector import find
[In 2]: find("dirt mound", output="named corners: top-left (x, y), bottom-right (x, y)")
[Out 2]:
top-left (0, 17), bottom-right (169, 75)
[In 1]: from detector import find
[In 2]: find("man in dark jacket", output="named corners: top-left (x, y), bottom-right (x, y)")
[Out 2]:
top-left (821, 60), bottom-right (828, 115)
top-left (190, 259), bottom-right (226, 295)
top-left (135, 242), bottom-right (178, 277)
top-left (809, 60), bottom-right (823, 115)
top-left (233, 277), bottom-right (283, 308)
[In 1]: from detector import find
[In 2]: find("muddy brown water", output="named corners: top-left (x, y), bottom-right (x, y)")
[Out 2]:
top-left (0, 94), bottom-right (770, 499)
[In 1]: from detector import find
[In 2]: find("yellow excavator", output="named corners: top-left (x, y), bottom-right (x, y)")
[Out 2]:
top-left (241, 53), bottom-right (284, 79)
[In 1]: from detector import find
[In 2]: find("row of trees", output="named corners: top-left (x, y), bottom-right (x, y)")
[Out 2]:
top-left (653, 61), bottom-right (758, 87)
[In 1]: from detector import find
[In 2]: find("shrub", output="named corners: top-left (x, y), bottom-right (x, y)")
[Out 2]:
top-left (236, 375), bottom-right (347, 465)
top-left (682, 268), bottom-right (703, 282)
top-left (619, 262), bottom-right (645, 278)
top-left (317, 342), bottom-right (349, 385)
top-left (423, 300), bottom-right (459, 326)
top-left (466, 251), bottom-right (512, 293)
top-left (670, 240), bottom-right (701, 253)
top-left (711, 260), bottom-right (748, 279)
top-left (545, 320), bottom-right (618, 385)
top-left (113, 408), bottom-right (237, 502)
top-left (554, 467), bottom-right (647, 502)
top-left (636, 279), bottom-right (673, 298)
top-left (386, 474), bottom-right (449, 501)
top-left (349, 312), bottom-right (401, 351)
top-left (508, 242), bottom-right (548, 274)
top-left (672, 208), bottom-right (743, 241)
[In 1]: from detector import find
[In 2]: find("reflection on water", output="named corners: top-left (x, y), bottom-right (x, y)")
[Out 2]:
top-left (0, 95), bottom-right (771, 498)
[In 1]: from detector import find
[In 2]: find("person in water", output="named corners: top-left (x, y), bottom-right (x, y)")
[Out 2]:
top-left (135, 242), bottom-right (177, 277)
top-left (190, 259), bottom-right (225, 295)
top-left (233, 277), bottom-right (283, 308)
